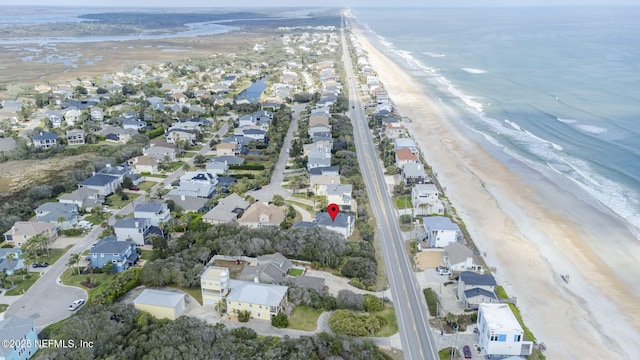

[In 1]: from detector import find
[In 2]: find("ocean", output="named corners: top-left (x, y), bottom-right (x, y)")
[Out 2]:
top-left (351, 6), bottom-right (640, 239)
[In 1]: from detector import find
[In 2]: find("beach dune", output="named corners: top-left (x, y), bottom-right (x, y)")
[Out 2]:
top-left (347, 12), bottom-right (640, 360)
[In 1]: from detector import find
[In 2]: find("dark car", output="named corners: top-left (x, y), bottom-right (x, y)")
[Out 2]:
top-left (128, 186), bottom-right (140, 191)
top-left (32, 262), bottom-right (49, 268)
top-left (252, 186), bottom-right (262, 191)
top-left (463, 345), bottom-right (472, 359)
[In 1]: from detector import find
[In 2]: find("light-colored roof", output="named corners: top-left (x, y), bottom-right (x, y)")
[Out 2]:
top-left (310, 174), bottom-right (341, 186)
top-left (202, 193), bottom-right (251, 223)
top-left (134, 289), bottom-right (185, 308)
top-left (423, 216), bottom-right (460, 231)
top-left (444, 242), bottom-right (474, 265)
top-left (0, 317), bottom-right (34, 356)
top-left (394, 138), bottom-right (416, 148)
top-left (238, 202), bottom-right (286, 225)
top-left (3, 221), bottom-right (56, 238)
top-left (227, 281), bottom-right (288, 307)
top-left (479, 303), bottom-right (524, 332)
top-left (413, 184), bottom-right (438, 195)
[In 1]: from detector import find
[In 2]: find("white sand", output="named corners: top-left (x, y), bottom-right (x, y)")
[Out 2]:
top-left (347, 12), bottom-right (640, 360)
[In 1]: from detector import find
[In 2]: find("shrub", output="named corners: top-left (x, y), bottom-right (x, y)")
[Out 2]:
top-left (63, 228), bottom-right (84, 237)
top-left (423, 288), bottom-right (438, 316)
top-left (271, 313), bottom-right (289, 328)
top-left (363, 294), bottom-right (384, 312)
top-left (329, 310), bottom-right (384, 336)
top-left (237, 310), bottom-right (251, 322)
top-left (89, 268), bottom-right (140, 305)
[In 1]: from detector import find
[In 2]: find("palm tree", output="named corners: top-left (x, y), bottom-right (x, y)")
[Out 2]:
top-left (419, 202), bottom-right (429, 216)
top-left (31, 234), bottom-right (50, 257)
top-left (67, 253), bottom-right (81, 275)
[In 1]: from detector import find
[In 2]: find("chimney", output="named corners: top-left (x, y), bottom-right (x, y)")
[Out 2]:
top-left (134, 221), bottom-right (139, 228)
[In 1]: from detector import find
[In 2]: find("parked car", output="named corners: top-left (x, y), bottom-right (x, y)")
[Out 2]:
top-left (68, 299), bottom-right (85, 311)
top-left (128, 186), bottom-right (140, 191)
top-left (463, 345), bottom-right (472, 359)
top-left (78, 220), bottom-right (93, 229)
top-left (102, 206), bottom-right (111, 213)
top-left (32, 262), bottom-right (49, 268)
top-left (437, 267), bottom-right (452, 275)
top-left (252, 186), bottom-right (262, 191)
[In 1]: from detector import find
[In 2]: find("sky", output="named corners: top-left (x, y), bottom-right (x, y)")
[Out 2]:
top-left (2, 0), bottom-right (640, 7)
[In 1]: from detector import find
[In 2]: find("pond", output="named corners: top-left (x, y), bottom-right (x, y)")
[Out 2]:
top-left (236, 78), bottom-right (267, 103)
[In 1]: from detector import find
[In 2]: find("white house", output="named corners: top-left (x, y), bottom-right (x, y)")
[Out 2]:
top-left (412, 184), bottom-right (444, 215)
top-left (422, 216), bottom-right (461, 248)
top-left (326, 184), bottom-right (354, 212)
top-left (477, 304), bottom-right (534, 357)
top-left (114, 217), bottom-right (151, 246)
top-left (134, 201), bottom-right (171, 226)
top-left (443, 242), bottom-right (483, 273)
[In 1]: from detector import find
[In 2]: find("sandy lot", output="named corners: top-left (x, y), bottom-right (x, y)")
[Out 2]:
top-left (414, 251), bottom-right (444, 271)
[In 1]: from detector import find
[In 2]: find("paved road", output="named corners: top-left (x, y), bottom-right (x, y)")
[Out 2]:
top-left (340, 14), bottom-right (439, 360)
top-left (3, 226), bottom-right (102, 329)
top-left (251, 103), bottom-right (305, 203)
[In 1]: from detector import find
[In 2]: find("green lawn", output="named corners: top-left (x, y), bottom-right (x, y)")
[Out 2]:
top-left (44, 246), bottom-right (73, 265)
top-left (395, 195), bottom-right (412, 209)
top-left (288, 268), bottom-right (304, 277)
top-left (0, 304), bottom-right (8, 312)
top-left (288, 305), bottom-right (323, 331)
top-left (285, 200), bottom-right (315, 213)
top-left (138, 181), bottom-right (156, 191)
top-left (180, 152), bottom-right (197, 158)
top-left (374, 305), bottom-right (399, 337)
top-left (85, 213), bottom-right (109, 225)
top-left (105, 193), bottom-right (140, 209)
top-left (172, 286), bottom-right (203, 305)
top-left (4, 274), bottom-right (40, 296)
top-left (165, 161), bottom-right (186, 172)
top-left (60, 268), bottom-right (114, 299)
top-left (137, 249), bottom-right (155, 261)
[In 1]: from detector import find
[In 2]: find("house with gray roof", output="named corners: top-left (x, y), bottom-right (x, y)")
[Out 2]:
top-left (165, 194), bottom-right (210, 213)
top-left (314, 212), bottom-right (355, 239)
top-left (394, 138), bottom-right (418, 153)
top-left (66, 128), bottom-right (86, 145)
top-left (221, 135), bottom-right (254, 146)
top-left (59, 187), bottom-right (104, 210)
top-left (457, 271), bottom-right (498, 308)
top-left (78, 173), bottom-right (120, 196)
top-left (113, 217), bottom-right (163, 246)
top-left (422, 216), bottom-right (462, 248)
top-left (134, 201), bottom-right (171, 226)
top-left (0, 248), bottom-right (24, 275)
top-left (239, 252), bottom-right (292, 284)
top-left (402, 162), bottom-right (429, 185)
top-left (308, 166), bottom-right (340, 176)
top-left (3, 221), bottom-right (58, 248)
top-left (171, 171), bottom-right (218, 198)
top-left (96, 125), bottom-right (137, 143)
top-left (326, 184), bottom-right (354, 212)
top-left (226, 280), bottom-right (288, 320)
top-left (210, 155), bottom-right (245, 166)
top-left (133, 289), bottom-right (186, 320)
top-left (205, 161), bottom-right (229, 175)
top-left (89, 236), bottom-right (138, 272)
top-left (307, 150), bottom-right (332, 170)
top-left (0, 317), bottom-right (38, 359)
top-left (32, 131), bottom-right (58, 149)
top-left (122, 119), bottom-right (147, 130)
top-left (443, 242), bottom-right (483, 273)
top-left (97, 164), bottom-right (132, 183)
top-left (34, 202), bottom-right (78, 230)
top-left (463, 288), bottom-right (498, 309)
top-left (202, 193), bottom-right (250, 225)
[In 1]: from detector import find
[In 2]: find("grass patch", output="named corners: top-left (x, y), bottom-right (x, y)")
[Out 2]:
top-left (285, 200), bottom-right (314, 213)
top-left (394, 195), bottom-right (412, 209)
top-left (171, 286), bottom-right (203, 305)
top-left (165, 161), bottom-right (186, 172)
top-left (105, 192), bottom-right (140, 209)
top-left (4, 274), bottom-right (40, 296)
top-left (0, 304), bottom-right (9, 312)
top-left (137, 181), bottom-right (156, 191)
top-left (288, 305), bottom-right (322, 331)
top-left (508, 303), bottom-right (536, 342)
top-left (180, 152), bottom-right (197, 158)
top-left (145, 174), bottom-right (168, 179)
top-left (495, 285), bottom-right (509, 299)
top-left (85, 213), bottom-right (108, 225)
top-left (60, 268), bottom-right (114, 299)
top-left (423, 288), bottom-right (438, 316)
top-left (439, 347), bottom-right (460, 360)
top-left (288, 268), bottom-right (304, 277)
top-left (137, 249), bottom-right (156, 261)
top-left (374, 305), bottom-right (399, 337)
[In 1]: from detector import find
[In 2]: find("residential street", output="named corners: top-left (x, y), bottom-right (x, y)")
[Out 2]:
top-left (341, 16), bottom-right (439, 360)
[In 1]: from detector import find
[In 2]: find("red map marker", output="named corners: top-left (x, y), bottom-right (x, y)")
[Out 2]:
top-left (327, 203), bottom-right (340, 222)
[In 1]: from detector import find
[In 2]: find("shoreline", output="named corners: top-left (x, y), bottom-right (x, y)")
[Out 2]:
top-left (346, 11), bottom-right (640, 359)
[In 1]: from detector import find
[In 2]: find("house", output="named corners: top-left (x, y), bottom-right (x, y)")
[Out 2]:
top-left (221, 135), bottom-right (253, 147)
top-left (122, 119), bottom-right (147, 130)
top-left (34, 202), bottom-right (78, 230)
top-left (216, 143), bottom-right (238, 156)
top-left (173, 171), bottom-right (218, 198)
top-left (242, 128), bottom-right (266, 140)
top-left (165, 128), bottom-right (195, 144)
top-left (308, 124), bottom-right (332, 140)
top-left (458, 271), bottom-right (498, 309)
top-left (308, 166), bottom-right (340, 176)
top-left (202, 193), bottom-right (250, 225)
top-left (422, 216), bottom-right (461, 248)
top-left (326, 184), bottom-right (354, 212)
top-left (395, 148), bottom-right (419, 169)
top-left (89, 236), bottom-right (138, 272)
top-left (65, 129), bottom-right (86, 145)
top-left (0, 248), bottom-right (24, 275)
top-left (238, 114), bottom-right (256, 128)
top-left (3, 221), bottom-right (58, 248)
top-left (238, 202), bottom-right (286, 229)
top-left (64, 108), bottom-right (82, 126)
top-left (32, 132), bottom-right (58, 149)
top-left (90, 108), bottom-right (104, 121)
top-left (58, 187), bottom-right (104, 210)
top-left (394, 138), bottom-right (418, 154)
top-left (211, 155), bottom-right (245, 166)
top-left (309, 174), bottom-right (341, 196)
top-left (113, 217), bottom-right (160, 246)
top-left (143, 143), bottom-right (177, 161)
top-left (442, 242), bottom-right (483, 272)
top-left (313, 212), bottom-right (355, 239)
top-left (477, 304), bottom-right (534, 357)
top-left (78, 174), bottom-right (120, 196)
top-left (303, 140), bottom-right (332, 157)
top-left (45, 110), bottom-right (64, 128)
top-left (0, 317), bottom-right (38, 360)
top-left (252, 110), bottom-right (273, 126)
top-left (134, 201), bottom-right (171, 226)
top-left (307, 151), bottom-right (331, 170)
top-left (226, 280), bottom-right (288, 320)
top-left (201, 266), bottom-right (230, 305)
top-left (239, 252), bottom-right (292, 284)
top-left (133, 289), bottom-right (185, 320)
top-left (402, 163), bottom-right (429, 185)
top-left (165, 194), bottom-right (210, 213)
top-left (384, 122), bottom-right (405, 139)
top-left (205, 161), bottom-right (229, 176)
top-left (97, 164), bottom-right (132, 183)
top-left (171, 92), bottom-right (188, 104)
top-left (96, 125), bottom-right (137, 143)
top-left (412, 184), bottom-right (444, 215)
top-left (128, 155), bottom-right (160, 174)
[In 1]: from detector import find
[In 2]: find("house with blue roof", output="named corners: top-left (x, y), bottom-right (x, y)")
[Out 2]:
top-left (78, 173), bottom-right (120, 196)
top-left (0, 248), bottom-right (24, 275)
top-left (89, 236), bottom-right (138, 272)
top-left (422, 216), bottom-right (462, 248)
top-left (113, 217), bottom-right (163, 246)
top-left (32, 132), bottom-right (58, 149)
top-left (0, 317), bottom-right (38, 360)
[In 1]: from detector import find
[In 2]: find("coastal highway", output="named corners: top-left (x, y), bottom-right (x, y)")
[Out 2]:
top-left (340, 17), bottom-right (439, 360)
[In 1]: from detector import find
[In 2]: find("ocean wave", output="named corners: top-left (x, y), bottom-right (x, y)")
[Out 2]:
top-left (461, 68), bottom-right (487, 74)
top-left (556, 117), bottom-right (608, 135)
top-left (422, 52), bottom-right (445, 58)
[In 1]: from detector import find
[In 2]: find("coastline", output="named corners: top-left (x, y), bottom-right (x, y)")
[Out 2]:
top-left (346, 11), bottom-right (640, 360)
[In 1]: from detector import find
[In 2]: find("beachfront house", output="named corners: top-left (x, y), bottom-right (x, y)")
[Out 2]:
top-left (457, 271), bottom-right (499, 309)
top-left (411, 184), bottom-right (444, 215)
top-left (402, 163), bottom-right (429, 185)
top-left (442, 242), bottom-right (483, 273)
top-left (477, 304), bottom-right (534, 357)
top-left (422, 216), bottom-right (461, 248)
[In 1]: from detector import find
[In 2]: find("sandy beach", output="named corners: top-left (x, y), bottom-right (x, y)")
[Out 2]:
top-left (347, 12), bottom-right (640, 360)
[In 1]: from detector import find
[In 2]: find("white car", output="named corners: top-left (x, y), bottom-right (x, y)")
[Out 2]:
top-left (78, 220), bottom-right (93, 229)
top-left (68, 299), bottom-right (85, 311)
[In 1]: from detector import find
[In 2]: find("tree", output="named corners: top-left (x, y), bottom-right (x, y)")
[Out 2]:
top-left (237, 310), bottom-right (251, 322)
top-left (193, 154), bottom-right (206, 167)
top-left (122, 176), bottom-right (133, 189)
top-left (31, 233), bottom-right (50, 257)
top-left (271, 194), bottom-right (285, 207)
top-left (67, 253), bottom-right (81, 275)
top-left (271, 313), bottom-right (289, 328)
top-left (21, 252), bottom-right (35, 275)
